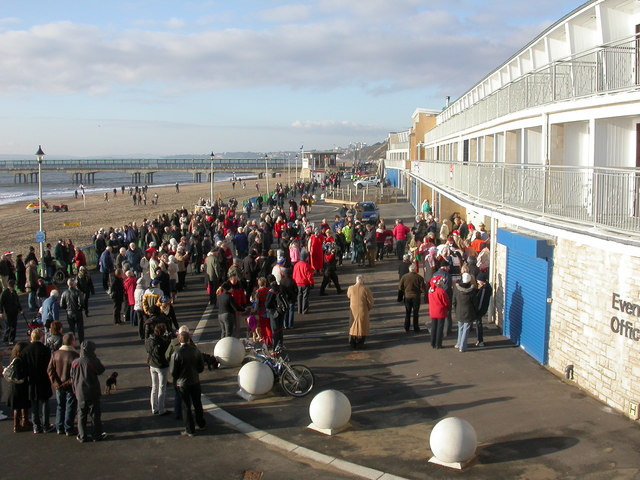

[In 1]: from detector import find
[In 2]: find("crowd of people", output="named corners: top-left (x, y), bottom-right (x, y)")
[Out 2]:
top-left (0, 178), bottom-right (378, 437)
top-left (0, 177), bottom-right (495, 440)
top-left (397, 205), bottom-right (493, 352)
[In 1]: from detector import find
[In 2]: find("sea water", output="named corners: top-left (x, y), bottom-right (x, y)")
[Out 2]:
top-left (0, 170), bottom-right (257, 206)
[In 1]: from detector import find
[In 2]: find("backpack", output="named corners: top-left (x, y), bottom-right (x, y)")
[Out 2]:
top-left (3, 358), bottom-right (24, 384)
top-left (275, 291), bottom-right (290, 314)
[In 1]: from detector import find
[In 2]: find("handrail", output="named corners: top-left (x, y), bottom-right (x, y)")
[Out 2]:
top-left (389, 159), bottom-right (640, 237)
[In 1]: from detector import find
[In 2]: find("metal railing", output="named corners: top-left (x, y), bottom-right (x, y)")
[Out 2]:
top-left (391, 160), bottom-right (640, 236)
top-left (0, 158), bottom-right (287, 171)
top-left (323, 185), bottom-right (403, 204)
top-left (427, 36), bottom-right (640, 142)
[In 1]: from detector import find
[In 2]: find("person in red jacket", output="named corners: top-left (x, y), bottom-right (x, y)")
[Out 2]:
top-left (229, 274), bottom-right (247, 338)
top-left (292, 252), bottom-right (314, 314)
top-left (74, 248), bottom-right (87, 270)
top-left (392, 219), bottom-right (411, 261)
top-left (427, 275), bottom-right (450, 349)
top-left (273, 216), bottom-right (286, 247)
top-left (307, 227), bottom-right (325, 272)
top-left (123, 270), bottom-right (138, 326)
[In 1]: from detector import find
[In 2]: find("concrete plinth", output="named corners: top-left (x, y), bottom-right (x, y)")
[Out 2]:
top-left (236, 388), bottom-right (272, 402)
top-left (307, 422), bottom-right (351, 436)
top-left (428, 455), bottom-right (477, 470)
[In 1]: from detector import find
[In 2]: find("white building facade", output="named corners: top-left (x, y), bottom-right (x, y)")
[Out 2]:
top-left (387, 0), bottom-right (640, 419)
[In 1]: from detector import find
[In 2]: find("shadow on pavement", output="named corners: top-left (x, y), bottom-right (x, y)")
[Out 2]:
top-left (478, 436), bottom-right (580, 464)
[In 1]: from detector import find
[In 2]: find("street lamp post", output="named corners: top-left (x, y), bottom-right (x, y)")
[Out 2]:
top-left (209, 151), bottom-right (215, 206)
top-left (264, 154), bottom-right (269, 194)
top-left (35, 145), bottom-right (45, 277)
top-left (295, 154), bottom-right (298, 183)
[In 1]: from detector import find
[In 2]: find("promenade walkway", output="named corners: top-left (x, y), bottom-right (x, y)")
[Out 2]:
top-left (1, 199), bottom-right (639, 480)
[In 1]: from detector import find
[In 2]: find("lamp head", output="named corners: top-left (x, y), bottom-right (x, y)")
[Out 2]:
top-left (35, 145), bottom-right (45, 163)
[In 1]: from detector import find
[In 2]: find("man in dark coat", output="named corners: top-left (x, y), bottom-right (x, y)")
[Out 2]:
top-left (23, 328), bottom-right (53, 433)
top-left (71, 340), bottom-right (106, 442)
top-left (47, 333), bottom-right (79, 435)
top-left (76, 266), bottom-right (95, 317)
top-left (53, 239), bottom-right (68, 274)
top-left (217, 282), bottom-right (241, 339)
top-left (110, 269), bottom-right (126, 325)
top-left (399, 264), bottom-right (427, 333)
top-left (60, 278), bottom-right (86, 342)
top-left (0, 251), bottom-right (16, 288)
top-left (170, 331), bottom-right (205, 436)
top-left (319, 244), bottom-right (343, 295)
top-left (233, 227), bottom-right (249, 258)
top-left (242, 249), bottom-right (259, 298)
top-left (0, 279), bottom-right (23, 345)
top-left (98, 246), bottom-right (115, 292)
top-left (279, 268), bottom-right (298, 329)
top-left (204, 250), bottom-right (223, 306)
top-left (474, 272), bottom-right (493, 347)
top-left (452, 273), bottom-right (477, 352)
top-left (363, 223), bottom-right (377, 267)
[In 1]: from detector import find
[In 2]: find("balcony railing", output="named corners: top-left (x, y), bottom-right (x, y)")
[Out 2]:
top-left (388, 159), bottom-right (640, 237)
top-left (427, 36), bottom-right (640, 143)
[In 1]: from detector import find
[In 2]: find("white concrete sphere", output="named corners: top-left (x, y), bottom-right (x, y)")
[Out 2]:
top-left (429, 417), bottom-right (477, 463)
top-left (309, 389), bottom-right (351, 430)
top-left (214, 336), bottom-right (245, 367)
top-left (238, 361), bottom-right (274, 395)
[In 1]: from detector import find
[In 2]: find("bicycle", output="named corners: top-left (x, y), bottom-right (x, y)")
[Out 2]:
top-left (243, 341), bottom-right (315, 397)
top-left (51, 260), bottom-right (77, 286)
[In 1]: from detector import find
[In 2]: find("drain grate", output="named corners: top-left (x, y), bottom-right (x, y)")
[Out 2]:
top-left (242, 471), bottom-right (264, 480)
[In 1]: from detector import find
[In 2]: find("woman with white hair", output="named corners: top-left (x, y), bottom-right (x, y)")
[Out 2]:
top-left (439, 219), bottom-right (451, 243)
top-left (41, 289), bottom-right (60, 328)
top-left (133, 277), bottom-right (147, 340)
top-left (347, 275), bottom-right (374, 349)
top-left (166, 256), bottom-right (179, 302)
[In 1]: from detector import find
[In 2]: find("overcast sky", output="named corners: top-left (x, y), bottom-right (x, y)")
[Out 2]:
top-left (0, 0), bottom-right (582, 157)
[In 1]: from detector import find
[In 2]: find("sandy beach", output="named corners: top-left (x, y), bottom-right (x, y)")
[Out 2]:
top-left (0, 177), bottom-right (274, 258)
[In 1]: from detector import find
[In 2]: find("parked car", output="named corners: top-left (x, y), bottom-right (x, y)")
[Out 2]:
top-left (355, 201), bottom-right (379, 223)
top-left (25, 201), bottom-right (69, 213)
top-left (353, 176), bottom-right (380, 188)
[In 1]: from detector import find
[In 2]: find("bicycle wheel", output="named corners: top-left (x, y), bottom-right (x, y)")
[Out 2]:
top-left (280, 364), bottom-right (314, 397)
top-left (52, 268), bottom-right (66, 286)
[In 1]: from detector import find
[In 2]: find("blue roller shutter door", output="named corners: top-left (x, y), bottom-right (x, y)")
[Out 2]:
top-left (504, 250), bottom-right (551, 364)
top-left (386, 168), bottom-right (399, 187)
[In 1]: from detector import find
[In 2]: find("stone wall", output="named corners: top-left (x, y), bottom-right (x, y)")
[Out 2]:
top-left (546, 238), bottom-right (640, 418)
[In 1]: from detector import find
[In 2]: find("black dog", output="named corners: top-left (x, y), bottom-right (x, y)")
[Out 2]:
top-left (104, 372), bottom-right (118, 394)
top-left (202, 353), bottom-right (219, 371)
